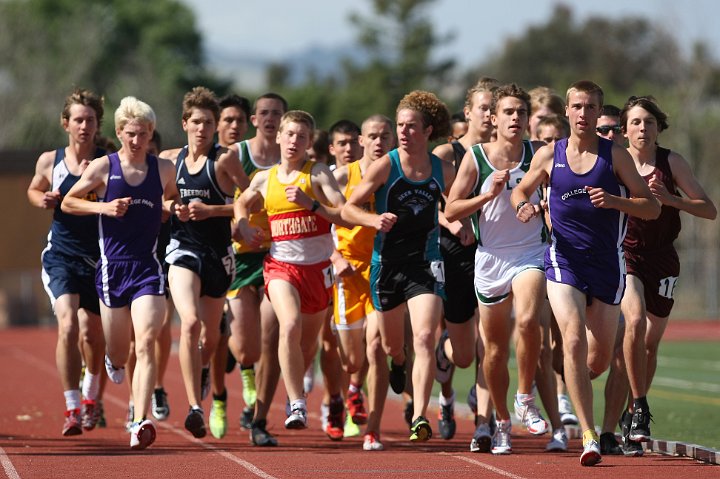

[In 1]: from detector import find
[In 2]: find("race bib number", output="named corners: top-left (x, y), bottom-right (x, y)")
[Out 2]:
top-left (323, 265), bottom-right (335, 288)
top-left (222, 253), bottom-right (235, 276)
top-left (657, 275), bottom-right (678, 300)
top-left (430, 260), bottom-right (445, 284)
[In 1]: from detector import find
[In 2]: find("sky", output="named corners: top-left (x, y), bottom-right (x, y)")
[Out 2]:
top-left (180, 0), bottom-right (720, 72)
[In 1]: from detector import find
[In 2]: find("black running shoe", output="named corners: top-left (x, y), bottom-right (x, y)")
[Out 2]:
top-left (389, 360), bottom-right (406, 395)
top-left (250, 419), bottom-right (278, 447)
top-left (629, 406), bottom-right (652, 442)
top-left (600, 432), bottom-right (622, 455)
top-left (185, 406), bottom-right (207, 438)
top-left (438, 402), bottom-right (456, 440)
top-left (152, 387), bottom-right (170, 421)
top-left (623, 438), bottom-right (644, 457)
top-left (404, 400), bottom-right (414, 427)
top-left (240, 406), bottom-right (254, 430)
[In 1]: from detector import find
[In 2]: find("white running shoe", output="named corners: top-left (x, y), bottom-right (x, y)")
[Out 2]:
top-left (581, 436), bottom-right (602, 466)
top-left (558, 394), bottom-right (579, 425)
top-left (545, 428), bottom-right (569, 451)
top-left (514, 394), bottom-right (549, 435)
top-left (362, 432), bottom-right (384, 451)
top-left (491, 419), bottom-right (512, 455)
top-left (285, 406), bottom-right (307, 429)
top-left (130, 419), bottom-right (156, 450)
top-left (104, 355), bottom-right (125, 384)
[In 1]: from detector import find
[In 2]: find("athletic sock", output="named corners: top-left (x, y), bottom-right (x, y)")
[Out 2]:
top-left (82, 371), bottom-right (100, 401)
top-left (633, 396), bottom-right (649, 411)
top-left (290, 398), bottom-right (306, 412)
top-left (240, 364), bottom-right (254, 371)
top-left (439, 390), bottom-right (455, 406)
top-left (213, 388), bottom-right (227, 402)
top-left (348, 382), bottom-right (361, 394)
top-left (64, 389), bottom-right (81, 411)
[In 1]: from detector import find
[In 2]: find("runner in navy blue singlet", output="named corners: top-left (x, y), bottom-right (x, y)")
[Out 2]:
top-left (510, 81), bottom-right (659, 467)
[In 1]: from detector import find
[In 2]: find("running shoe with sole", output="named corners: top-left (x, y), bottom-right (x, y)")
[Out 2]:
top-left (151, 387), bottom-right (170, 421)
top-left (62, 408), bottom-right (82, 436)
top-left (620, 410), bottom-right (643, 456)
top-left (491, 419), bottom-right (512, 455)
top-left (434, 330), bottom-right (454, 383)
top-left (346, 389), bottom-right (368, 425)
top-left (240, 406), bottom-right (254, 430)
top-left (558, 394), bottom-right (578, 425)
top-left (185, 406), bottom-right (207, 438)
top-left (81, 399), bottom-right (101, 431)
top-left (580, 430), bottom-right (602, 466)
top-left (241, 367), bottom-right (257, 407)
top-left (363, 432), bottom-right (384, 451)
top-left (130, 419), bottom-right (156, 450)
top-left (344, 413), bottom-right (361, 437)
top-left (628, 406), bottom-right (652, 442)
top-left (389, 360), bottom-right (406, 395)
top-left (546, 428), bottom-right (569, 452)
top-left (104, 355), bottom-right (125, 384)
top-left (438, 401), bottom-right (456, 440)
top-left (409, 416), bottom-right (432, 442)
top-left (600, 432), bottom-right (622, 455)
top-left (469, 422), bottom-right (492, 453)
top-left (209, 399), bottom-right (227, 439)
top-left (285, 405), bottom-right (307, 429)
top-left (325, 397), bottom-right (344, 441)
top-left (250, 419), bottom-right (277, 446)
top-left (514, 394), bottom-right (549, 435)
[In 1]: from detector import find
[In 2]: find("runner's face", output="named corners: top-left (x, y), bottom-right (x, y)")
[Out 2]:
top-left (625, 106), bottom-right (659, 150)
top-left (217, 106), bottom-right (248, 146)
top-left (466, 91), bottom-right (493, 139)
top-left (183, 108), bottom-right (217, 150)
top-left (492, 96), bottom-right (529, 142)
top-left (396, 109), bottom-right (430, 151)
top-left (329, 132), bottom-right (362, 167)
top-left (251, 98), bottom-right (284, 138)
top-left (117, 120), bottom-right (152, 156)
top-left (360, 121), bottom-right (394, 160)
top-left (278, 121), bottom-right (311, 161)
top-left (64, 104), bottom-right (98, 145)
top-left (565, 91), bottom-right (601, 136)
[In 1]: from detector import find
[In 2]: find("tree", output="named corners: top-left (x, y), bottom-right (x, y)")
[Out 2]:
top-left (0, 0), bottom-right (229, 149)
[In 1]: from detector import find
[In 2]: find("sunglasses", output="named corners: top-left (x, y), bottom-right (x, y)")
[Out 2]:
top-left (597, 125), bottom-right (622, 135)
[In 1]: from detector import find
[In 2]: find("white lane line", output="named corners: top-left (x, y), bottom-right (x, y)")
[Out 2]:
top-left (450, 455), bottom-right (531, 479)
top-left (10, 346), bottom-right (278, 479)
top-left (0, 447), bottom-right (21, 479)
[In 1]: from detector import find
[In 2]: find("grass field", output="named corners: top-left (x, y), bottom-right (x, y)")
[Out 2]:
top-left (435, 340), bottom-right (720, 450)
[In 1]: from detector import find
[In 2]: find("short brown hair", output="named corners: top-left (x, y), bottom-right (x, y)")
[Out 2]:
top-left (396, 90), bottom-right (450, 142)
top-left (566, 80), bottom-right (604, 107)
top-left (279, 110), bottom-right (315, 133)
top-left (491, 83), bottom-right (531, 115)
top-left (61, 88), bottom-right (104, 127)
top-left (620, 95), bottom-right (669, 132)
top-left (182, 86), bottom-right (220, 122)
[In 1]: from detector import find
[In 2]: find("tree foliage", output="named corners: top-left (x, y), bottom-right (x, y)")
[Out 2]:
top-left (0, 0), bottom-right (229, 149)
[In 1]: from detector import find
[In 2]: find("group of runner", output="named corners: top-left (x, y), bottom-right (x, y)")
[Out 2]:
top-left (28, 78), bottom-right (715, 467)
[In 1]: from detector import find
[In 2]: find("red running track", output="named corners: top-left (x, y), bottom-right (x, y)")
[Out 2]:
top-left (0, 326), bottom-right (716, 479)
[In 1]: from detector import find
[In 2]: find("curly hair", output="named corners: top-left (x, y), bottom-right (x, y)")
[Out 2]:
top-left (396, 90), bottom-right (450, 142)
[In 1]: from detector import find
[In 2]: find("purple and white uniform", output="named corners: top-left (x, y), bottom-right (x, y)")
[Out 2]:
top-left (546, 137), bottom-right (628, 305)
top-left (96, 152), bottom-right (165, 307)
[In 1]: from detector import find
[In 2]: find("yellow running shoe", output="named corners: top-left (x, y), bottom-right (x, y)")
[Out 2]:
top-left (209, 399), bottom-right (227, 439)
top-left (343, 412), bottom-right (361, 437)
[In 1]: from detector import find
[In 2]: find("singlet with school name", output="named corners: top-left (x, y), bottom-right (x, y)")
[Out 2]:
top-left (470, 139), bottom-right (547, 250)
top-left (264, 160), bottom-right (333, 265)
top-left (171, 144), bottom-right (232, 253)
top-left (334, 160), bottom-right (375, 262)
top-left (547, 137), bottom-right (628, 253)
top-left (624, 146), bottom-right (681, 254)
top-left (372, 149), bottom-right (444, 265)
top-left (99, 152), bottom-right (162, 261)
top-left (232, 140), bottom-right (276, 254)
top-left (46, 147), bottom-right (106, 259)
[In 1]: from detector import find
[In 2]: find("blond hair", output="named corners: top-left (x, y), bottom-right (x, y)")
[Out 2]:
top-left (114, 96), bottom-right (156, 132)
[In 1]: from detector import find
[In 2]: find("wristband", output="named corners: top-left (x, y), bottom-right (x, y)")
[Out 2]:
top-left (516, 200), bottom-right (528, 213)
top-left (310, 200), bottom-right (321, 212)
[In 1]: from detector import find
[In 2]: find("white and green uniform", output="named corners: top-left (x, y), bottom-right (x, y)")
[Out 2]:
top-left (470, 140), bottom-right (547, 304)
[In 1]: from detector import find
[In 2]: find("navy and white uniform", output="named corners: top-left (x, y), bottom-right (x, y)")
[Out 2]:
top-left (370, 149), bottom-right (445, 311)
top-left (96, 153), bottom-right (164, 307)
top-left (546, 137), bottom-right (628, 304)
top-left (165, 145), bottom-right (234, 298)
top-left (41, 148), bottom-right (105, 315)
